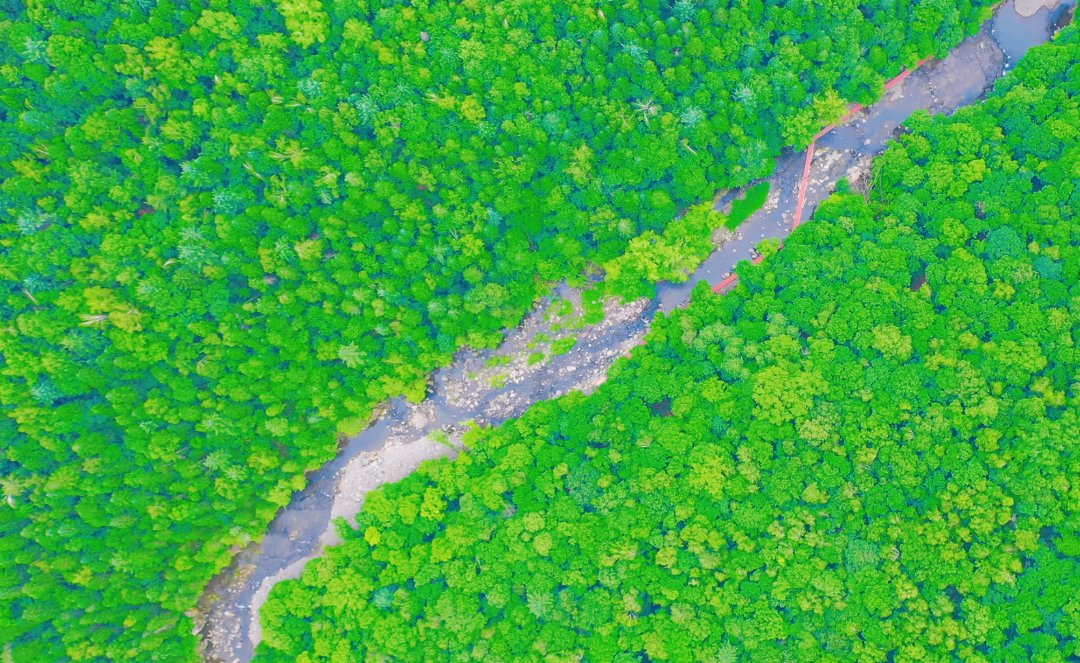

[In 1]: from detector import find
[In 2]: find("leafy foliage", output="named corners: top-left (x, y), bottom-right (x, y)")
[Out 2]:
top-left (604, 201), bottom-right (726, 300)
top-left (254, 27), bottom-right (1080, 663)
top-left (726, 182), bottom-right (771, 229)
top-left (0, 0), bottom-right (997, 659)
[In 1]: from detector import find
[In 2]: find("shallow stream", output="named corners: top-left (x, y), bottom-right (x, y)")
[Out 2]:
top-left (200, 4), bottom-right (1071, 660)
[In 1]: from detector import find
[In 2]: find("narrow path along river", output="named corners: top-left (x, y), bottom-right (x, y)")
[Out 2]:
top-left (199, 4), bottom-right (1074, 660)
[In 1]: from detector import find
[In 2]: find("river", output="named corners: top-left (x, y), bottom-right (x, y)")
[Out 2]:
top-left (198, 3), bottom-right (1075, 660)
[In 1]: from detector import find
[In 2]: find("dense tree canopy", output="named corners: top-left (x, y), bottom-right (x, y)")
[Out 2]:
top-left (0, 0), bottom-right (999, 660)
top-left (254, 27), bottom-right (1080, 663)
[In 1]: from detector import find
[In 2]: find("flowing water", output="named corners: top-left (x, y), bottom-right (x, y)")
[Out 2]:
top-left (994, 0), bottom-right (1076, 63)
top-left (199, 4), bottom-right (1070, 660)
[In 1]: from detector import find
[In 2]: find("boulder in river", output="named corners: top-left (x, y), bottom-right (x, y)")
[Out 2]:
top-left (1014, 0), bottom-right (1060, 18)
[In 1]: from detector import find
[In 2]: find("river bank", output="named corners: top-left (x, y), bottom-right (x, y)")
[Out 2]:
top-left (198, 4), bottom-right (1069, 661)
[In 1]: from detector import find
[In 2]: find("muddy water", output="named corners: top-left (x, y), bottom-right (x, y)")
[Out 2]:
top-left (200, 5), bottom-right (1064, 661)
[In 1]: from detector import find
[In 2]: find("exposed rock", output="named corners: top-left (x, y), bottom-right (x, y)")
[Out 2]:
top-left (1015, 0), bottom-right (1059, 18)
top-left (200, 10), bottom-right (1047, 663)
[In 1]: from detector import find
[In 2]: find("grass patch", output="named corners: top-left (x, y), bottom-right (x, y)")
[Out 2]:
top-left (725, 182), bottom-right (770, 229)
top-left (551, 337), bottom-right (577, 355)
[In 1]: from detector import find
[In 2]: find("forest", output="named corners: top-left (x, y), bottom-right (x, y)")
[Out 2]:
top-left (253, 26), bottom-right (1080, 663)
top-left (0, 0), bottom-right (1005, 660)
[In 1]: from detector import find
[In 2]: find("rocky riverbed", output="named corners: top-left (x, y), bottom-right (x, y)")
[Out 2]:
top-left (197, 4), bottom-right (1070, 661)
